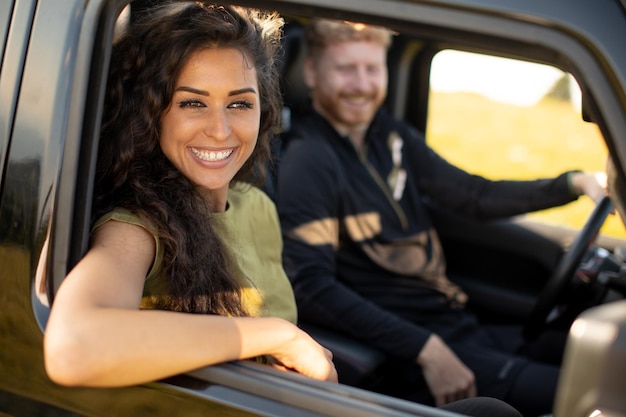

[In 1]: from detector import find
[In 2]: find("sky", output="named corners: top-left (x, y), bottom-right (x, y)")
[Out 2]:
top-left (430, 50), bottom-right (581, 108)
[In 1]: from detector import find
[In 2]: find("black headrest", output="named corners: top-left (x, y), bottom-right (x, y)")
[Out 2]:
top-left (279, 21), bottom-right (310, 121)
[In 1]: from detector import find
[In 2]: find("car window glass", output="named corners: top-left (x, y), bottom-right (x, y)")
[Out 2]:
top-left (426, 49), bottom-right (625, 239)
top-left (0, 0), bottom-right (15, 188)
top-left (0, 2), bottom-right (13, 74)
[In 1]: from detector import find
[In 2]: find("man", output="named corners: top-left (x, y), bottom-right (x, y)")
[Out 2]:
top-left (276, 18), bottom-right (607, 417)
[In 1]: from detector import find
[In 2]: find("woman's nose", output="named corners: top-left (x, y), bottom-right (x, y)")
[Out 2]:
top-left (203, 109), bottom-right (232, 141)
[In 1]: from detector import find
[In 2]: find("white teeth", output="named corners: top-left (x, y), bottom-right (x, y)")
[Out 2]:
top-left (191, 148), bottom-right (233, 162)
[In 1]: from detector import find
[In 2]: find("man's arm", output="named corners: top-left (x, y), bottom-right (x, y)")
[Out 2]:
top-left (403, 126), bottom-right (597, 219)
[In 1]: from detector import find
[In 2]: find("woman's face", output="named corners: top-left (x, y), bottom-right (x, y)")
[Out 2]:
top-left (160, 47), bottom-right (260, 211)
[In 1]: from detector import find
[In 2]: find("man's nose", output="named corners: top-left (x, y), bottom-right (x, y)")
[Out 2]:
top-left (353, 67), bottom-right (371, 90)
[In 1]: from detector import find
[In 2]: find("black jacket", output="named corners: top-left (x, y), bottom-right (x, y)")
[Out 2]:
top-left (276, 108), bottom-right (578, 360)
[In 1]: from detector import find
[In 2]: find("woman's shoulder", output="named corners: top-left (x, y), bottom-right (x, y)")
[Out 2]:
top-left (94, 207), bottom-right (138, 226)
top-left (92, 207), bottom-right (162, 281)
top-left (92, 208), bottom-right (158, 238)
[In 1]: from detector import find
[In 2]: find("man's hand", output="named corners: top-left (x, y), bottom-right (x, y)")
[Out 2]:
top-left (417, 334), bottom-right (477, 406)
top-left (570, 171), bottom-right (608, 203)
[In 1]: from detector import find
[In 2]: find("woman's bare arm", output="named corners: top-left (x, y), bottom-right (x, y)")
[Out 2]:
top-left (44, 220), bottom-right (336, 387)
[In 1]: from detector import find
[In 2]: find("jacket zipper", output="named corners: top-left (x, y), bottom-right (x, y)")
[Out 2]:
top-left (357, 145), bottom-right (409, 231)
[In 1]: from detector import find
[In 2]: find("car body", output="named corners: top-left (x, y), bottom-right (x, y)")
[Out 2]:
top-left (1, 0), bottom-right (625, 416)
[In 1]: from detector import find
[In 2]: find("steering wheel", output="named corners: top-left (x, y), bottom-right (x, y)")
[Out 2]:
top-left (523, 195), bottom-right (613, 341)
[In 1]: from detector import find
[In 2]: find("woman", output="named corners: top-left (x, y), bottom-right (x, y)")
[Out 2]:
top-left (44, 1), bottom-right (336, 387)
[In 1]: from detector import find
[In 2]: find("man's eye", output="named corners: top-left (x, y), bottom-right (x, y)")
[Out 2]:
top-left (337, 66), bottom-right (357, 76)
top-left (178, 99), bottom-right (205, 108)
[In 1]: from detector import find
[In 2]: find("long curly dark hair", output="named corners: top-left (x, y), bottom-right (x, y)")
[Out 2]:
top-left (94, 2), bottom-right (284, 316)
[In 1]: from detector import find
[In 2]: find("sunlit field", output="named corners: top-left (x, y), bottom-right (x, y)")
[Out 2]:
top-left (426, 91), bottom-right (625, 239)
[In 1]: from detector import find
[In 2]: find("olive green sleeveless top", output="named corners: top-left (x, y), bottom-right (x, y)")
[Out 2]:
top-left (92, 184), bottom-right (297, 323)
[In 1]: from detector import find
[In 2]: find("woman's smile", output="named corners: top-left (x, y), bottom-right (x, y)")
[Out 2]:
top-left (190, 147), bottom-right (235, 163)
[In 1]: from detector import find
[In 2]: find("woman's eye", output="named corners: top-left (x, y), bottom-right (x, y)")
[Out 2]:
top-left (229, 100), bottom-right (254, 110)
top-left (178, 99), bottom-right (205, 109)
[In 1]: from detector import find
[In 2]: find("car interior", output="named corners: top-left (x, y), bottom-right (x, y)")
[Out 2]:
top-left (30, 1), bottom-right (626, 415)
top-left (264, 12), bottom-right (626, 401)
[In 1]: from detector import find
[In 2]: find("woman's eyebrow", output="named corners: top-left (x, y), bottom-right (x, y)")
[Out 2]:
top-left (174, 86), bottom-right (258, 96)
top-left (228, 87), bottom-right (258, 96)
top-left (175, 86), bottom-right (209, 96)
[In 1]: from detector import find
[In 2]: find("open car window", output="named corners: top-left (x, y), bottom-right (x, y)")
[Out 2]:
top-left (426, 50), bottom-right (625, 240)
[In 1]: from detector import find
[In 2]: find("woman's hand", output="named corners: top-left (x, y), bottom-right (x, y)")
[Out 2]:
top-left (267, 321), bottom-right (338, 383)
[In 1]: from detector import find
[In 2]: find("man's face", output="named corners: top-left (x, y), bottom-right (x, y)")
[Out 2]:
top-left (304, 40), bottom-right (388, 138)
